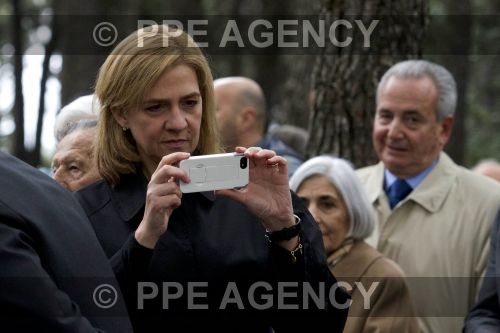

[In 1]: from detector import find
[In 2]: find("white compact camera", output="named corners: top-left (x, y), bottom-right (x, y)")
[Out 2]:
top-left (178, 153), bottom-right (249, 193)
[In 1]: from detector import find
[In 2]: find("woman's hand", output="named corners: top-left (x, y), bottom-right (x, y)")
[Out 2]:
top-left (216, 147), bottom-right (297, 248)
top-left (135, 152), bottom-right (191, 249)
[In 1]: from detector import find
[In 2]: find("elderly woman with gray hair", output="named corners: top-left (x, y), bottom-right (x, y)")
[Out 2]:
top-left (290, 155), bottom-right (419, 333)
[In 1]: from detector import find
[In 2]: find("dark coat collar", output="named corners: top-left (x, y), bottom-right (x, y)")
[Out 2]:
top-left (109, 172), bottom-right (148, 222)
top-left (109, 172), bottom-right (215, 222)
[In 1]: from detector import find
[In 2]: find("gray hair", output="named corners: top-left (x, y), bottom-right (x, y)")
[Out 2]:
top-left (289, 155), bottom-right (375, 240)
top-left (377, 60), bottom-right (457, 120)
top-left (64, 119), bottom-right (98, 137)
top-left (55, 95), bottom-right (100, 142)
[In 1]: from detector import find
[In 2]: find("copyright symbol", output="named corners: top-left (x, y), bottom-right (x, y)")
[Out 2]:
top-left (93, 284), bottom-right (118, 309)
top-left (93, 22), bottom-right (117, 47)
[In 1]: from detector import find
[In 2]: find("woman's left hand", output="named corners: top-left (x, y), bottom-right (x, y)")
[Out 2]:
top-left (216, 147), bottom-right (295, 232)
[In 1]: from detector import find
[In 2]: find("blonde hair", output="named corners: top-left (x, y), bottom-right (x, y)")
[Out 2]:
top-left (94, 25), bottom-right (222, 186)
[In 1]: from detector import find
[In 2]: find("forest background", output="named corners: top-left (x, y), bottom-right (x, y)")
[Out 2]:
top-left (0, 0), bottom-right (498, 169)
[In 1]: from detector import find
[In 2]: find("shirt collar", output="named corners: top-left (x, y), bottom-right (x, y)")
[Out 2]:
top-left (384, 159), bottom-right (438, 191)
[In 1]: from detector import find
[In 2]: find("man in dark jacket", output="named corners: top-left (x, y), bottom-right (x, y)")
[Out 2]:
top-left (464, 211), bottom-right (500, 332)
top-left (214, 77), bottom-right (303, 177)
top-left (0, 150), bottom-right (132, 332)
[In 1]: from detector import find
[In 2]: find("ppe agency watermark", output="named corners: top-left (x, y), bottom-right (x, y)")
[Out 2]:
top-left (89, 16), bottom-right (380, 54)
top-left (131, 18), bottom-right (379, 49)
top-left (135, 281), bottom-right (379, 310)
top-left (6, 15), bottom-right (500, 56)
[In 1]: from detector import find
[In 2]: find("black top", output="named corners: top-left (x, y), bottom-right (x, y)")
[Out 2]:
top-left (0, 150), bottom-right (133, 332)
top-left (75, 172), bottom-right (349, 333)
top-left (464, 211), bottom-right (500, 332)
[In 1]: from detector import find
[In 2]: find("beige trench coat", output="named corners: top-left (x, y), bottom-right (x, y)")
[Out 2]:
top-left (330, 241), bottom-right (420, 333)
top-left (357, 153), bottom-right (500, 333)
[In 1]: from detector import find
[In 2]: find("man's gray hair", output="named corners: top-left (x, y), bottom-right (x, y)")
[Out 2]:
top-left (377, 60), bottom-right (457, 120)
top-left (289, 155), bottom-right (375, 240)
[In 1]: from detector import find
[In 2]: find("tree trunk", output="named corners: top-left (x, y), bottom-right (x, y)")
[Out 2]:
top-left (54, 0), bottom-right (107, 106)
top-left (54, 0), bottom-right (140, 106)
top-left (307, 0), bottom-right (428, 168)
top-left (439, 0), bottom-right (472, 165)
top-left (275, 0), bottom-right (322, 129)
top-left (27, 14), bottom-right (58, 166)
top-left (11, 0), bottom-right (26, 160)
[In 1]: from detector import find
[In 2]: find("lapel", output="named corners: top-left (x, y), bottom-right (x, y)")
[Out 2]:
top-left (364, 161), bottom-right (385, 205)
top-left (330, 241), bottom-right (383, 279)
top-left (405, 153), bottom-right (457, 213)
top-left (109, 172), bottom-right (148, 222)
top-left (367, 152), bottom-right (458, 213)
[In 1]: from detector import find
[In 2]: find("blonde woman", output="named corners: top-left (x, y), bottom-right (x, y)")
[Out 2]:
top-left (75, 25), bottom-right (348, 333)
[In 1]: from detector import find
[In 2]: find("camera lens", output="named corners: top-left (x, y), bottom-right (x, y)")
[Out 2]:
top-left (240, 157), bottom-right (248, 169)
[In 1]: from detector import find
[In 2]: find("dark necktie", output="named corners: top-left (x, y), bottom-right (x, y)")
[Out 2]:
top-left (387, 179), bottom-right (412, 209)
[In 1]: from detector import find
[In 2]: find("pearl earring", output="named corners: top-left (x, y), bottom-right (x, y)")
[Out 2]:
top-left (122, 127), bottom-right (128, 131)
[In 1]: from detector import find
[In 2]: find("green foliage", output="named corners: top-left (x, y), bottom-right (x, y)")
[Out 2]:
top-left (463, 53), bottom-right (500, 165)
top-left (466, 109), bottom-right (500, 166)
top-left (428, 0), bottom-right (500, 166)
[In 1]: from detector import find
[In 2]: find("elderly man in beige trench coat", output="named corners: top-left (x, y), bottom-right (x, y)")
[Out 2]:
top-left (357, 60), bottom-right (500, 333)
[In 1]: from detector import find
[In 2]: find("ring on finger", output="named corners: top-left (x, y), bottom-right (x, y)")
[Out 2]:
top-left (247, 147), bottom-right (262, 153)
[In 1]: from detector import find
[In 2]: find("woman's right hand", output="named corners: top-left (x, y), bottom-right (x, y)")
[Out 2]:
top-left (135, 152), bottom-right (191, 249)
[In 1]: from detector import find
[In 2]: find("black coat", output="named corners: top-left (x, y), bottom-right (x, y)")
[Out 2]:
top-left (464, 211), bottom-right (500, 332)
top-left (0, 151), bottom-right (133, 332)
top-left (75, 172), bottom-right (349, 333)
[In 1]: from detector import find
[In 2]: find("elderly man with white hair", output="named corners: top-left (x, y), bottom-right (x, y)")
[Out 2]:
top-left (52, 95), bottom-right (101, 191)
top-left (54, 94), bottom-right (100, 142)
